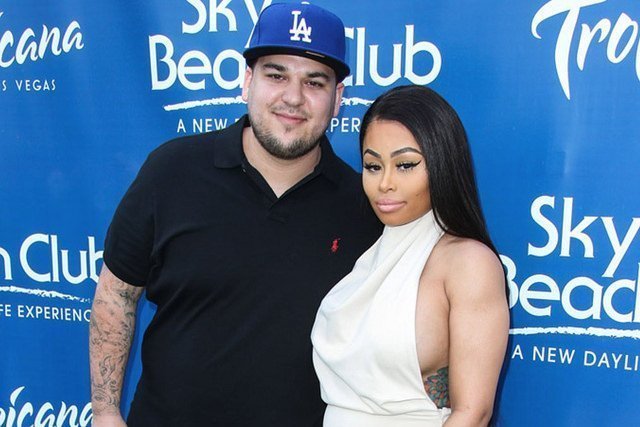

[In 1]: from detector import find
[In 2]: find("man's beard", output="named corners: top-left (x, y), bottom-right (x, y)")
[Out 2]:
top-left (249, 115), bottom-right (322, 160)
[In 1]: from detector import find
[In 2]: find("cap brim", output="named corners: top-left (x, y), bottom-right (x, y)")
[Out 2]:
top-left (243, 46), bottom-right (350, 83)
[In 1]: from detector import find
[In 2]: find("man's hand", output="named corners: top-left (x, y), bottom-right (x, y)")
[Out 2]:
top-left (91, 413), bottom-right (128, 427)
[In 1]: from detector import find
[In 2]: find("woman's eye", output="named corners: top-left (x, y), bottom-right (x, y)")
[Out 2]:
top-left (397, 161), bottom-right (421, 171)
top-left (363, 163), bottom-right (381, 172)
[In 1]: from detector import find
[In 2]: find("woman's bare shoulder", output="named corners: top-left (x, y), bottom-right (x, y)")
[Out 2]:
top-left (432, 234), bottom-right (505, 300)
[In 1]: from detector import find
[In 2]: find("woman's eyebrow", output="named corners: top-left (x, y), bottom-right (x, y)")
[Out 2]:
top-left (363, 148), bottom-right (381, 158)
top-left (391, 147), bottom-right (422, 157)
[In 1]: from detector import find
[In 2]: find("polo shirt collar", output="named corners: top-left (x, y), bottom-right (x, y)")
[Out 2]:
top-left (213, 114), bottom-right (348, 186)
top-left (212, 115), bottom-right (248, 169)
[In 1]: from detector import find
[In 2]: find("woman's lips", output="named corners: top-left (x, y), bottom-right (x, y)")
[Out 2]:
top-left (375, 200), bottom-right (405, 213)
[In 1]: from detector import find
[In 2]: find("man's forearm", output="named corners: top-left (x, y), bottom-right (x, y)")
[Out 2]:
top-left (89, 266), bottom-right (143, 417)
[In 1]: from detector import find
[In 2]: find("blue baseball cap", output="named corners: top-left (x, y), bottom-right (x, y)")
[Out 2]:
top-left (243, 2), bottom-right (351, 82)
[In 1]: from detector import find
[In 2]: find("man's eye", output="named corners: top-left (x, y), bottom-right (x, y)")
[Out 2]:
top-left (267, 74), bottom-right (284, 81)
top-left (307, 80), bottom-right (324, 88)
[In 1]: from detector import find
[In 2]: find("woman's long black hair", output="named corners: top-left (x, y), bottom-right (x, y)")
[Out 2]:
top-left (360, 85), bottom-right (499, 257)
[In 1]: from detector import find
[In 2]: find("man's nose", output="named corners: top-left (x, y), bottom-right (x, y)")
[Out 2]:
top-left (281, 81), bottom-right (305, 107)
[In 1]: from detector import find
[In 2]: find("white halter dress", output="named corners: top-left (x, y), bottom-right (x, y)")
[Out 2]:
top-left (311, 210), bottom-right (450, 426)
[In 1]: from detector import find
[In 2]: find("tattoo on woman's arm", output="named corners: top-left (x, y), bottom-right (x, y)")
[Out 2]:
top-left (424, 366), bottom-right (450, 409)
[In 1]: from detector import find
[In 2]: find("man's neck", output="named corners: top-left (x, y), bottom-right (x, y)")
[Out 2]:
top-left (242, 127), bottom-right (322, 198)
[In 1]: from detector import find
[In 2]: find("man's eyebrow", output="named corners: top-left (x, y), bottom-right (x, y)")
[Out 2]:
top-left (260, 62), bottom-right (331, 81)
top-left (262, 62), bottom-right (286, 72)
top-left (307, 71), bottom-right (331, 81)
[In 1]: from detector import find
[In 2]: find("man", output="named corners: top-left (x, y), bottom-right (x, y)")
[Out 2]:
top-left (89, 3), bottom-right (381, 426)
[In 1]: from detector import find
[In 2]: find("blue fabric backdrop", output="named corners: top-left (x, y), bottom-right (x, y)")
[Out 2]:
top-left (1, 0), bottom-right (639, 425)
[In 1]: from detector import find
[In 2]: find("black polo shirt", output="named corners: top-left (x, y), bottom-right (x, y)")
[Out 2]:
top-left (104, 116), bottom-right (382, 426)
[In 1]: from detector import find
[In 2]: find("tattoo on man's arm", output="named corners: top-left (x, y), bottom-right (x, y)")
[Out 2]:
top-left (89, 279), bottom-right (142, 414)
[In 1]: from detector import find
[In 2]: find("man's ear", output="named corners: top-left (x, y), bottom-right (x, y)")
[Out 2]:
top-left (332, 82), bottom-right (345, 117)
top-left (242, 67), bottom-right (253, 102)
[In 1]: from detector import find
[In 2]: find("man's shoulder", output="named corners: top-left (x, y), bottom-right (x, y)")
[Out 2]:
top-left (319, 139), bottom-right (362, 189)
top-left (331, 153), bottom-right (359, 177)
top-left (149, 117), bottom-right (245, 163)
top-left (149, 129), bottom-right (221, 160)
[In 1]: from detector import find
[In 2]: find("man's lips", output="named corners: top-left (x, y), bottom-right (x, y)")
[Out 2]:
top-left (375, 199), bottom-right (405, 213)
top-left (274, 111), bottom-right (307, 125)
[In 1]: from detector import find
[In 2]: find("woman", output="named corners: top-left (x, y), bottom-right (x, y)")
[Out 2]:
top-left (311, 85), bottom-right (509, 426)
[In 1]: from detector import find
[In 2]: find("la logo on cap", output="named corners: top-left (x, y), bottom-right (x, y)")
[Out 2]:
top-left (289, 10), bottom-right (312, 43)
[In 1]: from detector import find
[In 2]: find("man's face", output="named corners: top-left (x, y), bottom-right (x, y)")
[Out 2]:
top-left (242, 54), bottom-right (344, 160)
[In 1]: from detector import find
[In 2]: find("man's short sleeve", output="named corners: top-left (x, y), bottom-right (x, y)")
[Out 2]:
top-left (103, 156), bottom-right (157, 287)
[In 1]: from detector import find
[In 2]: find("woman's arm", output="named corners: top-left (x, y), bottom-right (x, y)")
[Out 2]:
top-left (443, 239), bottom-right (509, 427)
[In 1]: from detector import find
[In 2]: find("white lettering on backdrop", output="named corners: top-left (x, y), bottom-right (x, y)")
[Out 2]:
top-left (532, 0), bottom-right (640, 99)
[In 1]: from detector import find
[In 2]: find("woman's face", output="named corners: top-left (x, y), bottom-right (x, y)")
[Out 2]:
top-left (362, 120), bottom-right (431, 226)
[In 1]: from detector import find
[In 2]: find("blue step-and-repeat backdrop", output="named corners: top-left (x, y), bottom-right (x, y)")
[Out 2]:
top-left (1, 0), bottom-right (639, 425)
